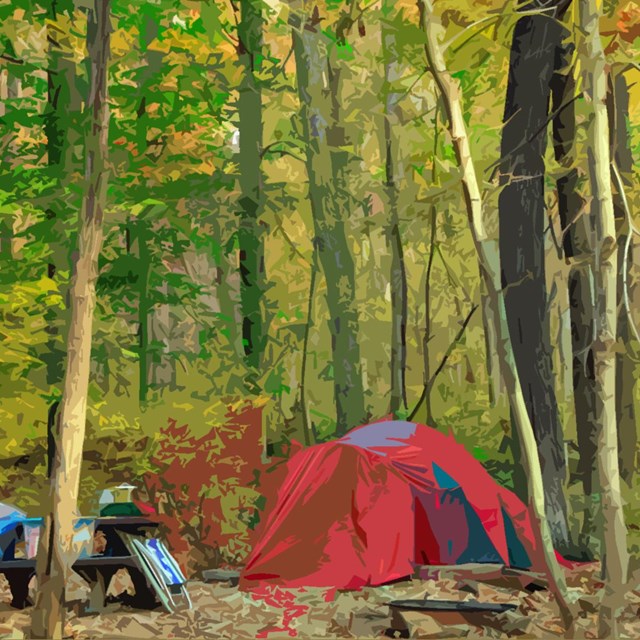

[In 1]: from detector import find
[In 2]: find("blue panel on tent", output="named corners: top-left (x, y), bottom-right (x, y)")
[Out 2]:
top-left (432, 462), bottom-right (459, 489)
top-left (502, 509), bottom-right (531, 569)
top-left (454, 489), bottom-right (502, 564)
top-left (446, 494), bottom-right (532, 567)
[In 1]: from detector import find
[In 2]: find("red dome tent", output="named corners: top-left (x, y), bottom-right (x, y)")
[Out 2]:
top-left (240, 421), bottom-right (548, 590)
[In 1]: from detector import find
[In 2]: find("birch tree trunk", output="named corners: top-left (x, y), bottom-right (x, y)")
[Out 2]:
top-left (238, 0), bottom-right (266, 369)
top-left (31, 2), bottom-right (111, 637)
top-left (415, 0), bottom-right (574, 628)
top-left (381, 3), bottom-right (408, 415)
top-left (482, 290), bottom-right (505, 406)
top-left (578, 0), bottom-right (630, 634)
top-left (290, 1), bottom-right (366, 435)
top-left (498, 2), bottom-right (571, 551)
top-left (608, 72), bottom-right (637, 486)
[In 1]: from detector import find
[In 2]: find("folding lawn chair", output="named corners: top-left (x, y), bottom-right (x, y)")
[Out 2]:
top-left (126, 535), bottom-right (192, 613)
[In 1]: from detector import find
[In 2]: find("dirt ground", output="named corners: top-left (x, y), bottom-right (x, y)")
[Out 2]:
top-left (1, 564), bottom-right (639, 639)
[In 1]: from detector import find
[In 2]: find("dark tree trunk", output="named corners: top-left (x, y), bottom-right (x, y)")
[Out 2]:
top-left (237, 0), bottom-right (266, 369)
top-left (551, 33), bottom-right (598, 556)
top-left (499, 3), bottom-right (571, 552)
top-left (46, 401), bottom-right (59, 480)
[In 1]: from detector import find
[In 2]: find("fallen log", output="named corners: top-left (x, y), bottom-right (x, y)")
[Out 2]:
top-left (385, 599), bottom-right (517, 639)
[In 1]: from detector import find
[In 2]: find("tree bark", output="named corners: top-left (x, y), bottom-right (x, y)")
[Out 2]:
top-left (482, 288), bottom-right (505, 406)
top-left (550, 35), bottom-right (599, 552)
top-left (381, 8), bottom-right (408, 416)
top-left (608, 72), bottom-right (637, 486)
top-left (556, 301), bottom-right (573, 401)
top-left (498, 1), bottom-right (571, 552)
top-left (290, 1), bottom-right (366, 435)
top-left (299, 247), bottom-right (319, 445)
top-left (31, 2), bottom-right (111, 637)
top-left (135, 218), bottom-right (151, 403)
top-left (44, 1), bottom-right (82, 471)
top-left (416, 0), bottom-right (574, 628)
top-left (0, 68), bottom-right (6, 117)
top-left (579, 0), bottom-right (630, 633)
top-left (422, 203), bottom-right (436, 424)
top-left (412, 107), bottom-right (439, 425)
top-left (137, 17), bottom-right (174, 394)
top-left (238, 0), bottom-right (266, 369)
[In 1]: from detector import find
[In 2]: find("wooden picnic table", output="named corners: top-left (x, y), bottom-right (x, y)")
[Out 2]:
top-left (0, 517), bottom-right (161, 611)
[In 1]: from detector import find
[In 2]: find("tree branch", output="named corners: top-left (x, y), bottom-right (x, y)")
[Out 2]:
top-left (261, 141), bottom-right (305, 163)
top-left (1, 53), bottom-right (25, 65)
top-left (409, 303), bottom-right (479, 421)
top-left (612, 163), bottom-right (640, 347)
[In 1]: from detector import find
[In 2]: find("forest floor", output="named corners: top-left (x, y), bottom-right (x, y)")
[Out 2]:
top-left (0, 564), bottom-right (639, 639)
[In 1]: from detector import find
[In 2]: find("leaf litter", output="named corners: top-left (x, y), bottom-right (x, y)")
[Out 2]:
top-left (0, 562), bottom-right (639, 638)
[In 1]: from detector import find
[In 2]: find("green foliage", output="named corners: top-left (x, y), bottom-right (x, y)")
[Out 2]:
top-left (0, 0), bottom-right (638, 558)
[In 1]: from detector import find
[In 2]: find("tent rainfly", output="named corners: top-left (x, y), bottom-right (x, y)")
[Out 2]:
top-left (241, 420), bottom-right (565, 590)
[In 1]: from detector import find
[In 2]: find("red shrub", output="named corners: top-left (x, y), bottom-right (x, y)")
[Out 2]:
top-left (142, 406), bottom-right (293, 576)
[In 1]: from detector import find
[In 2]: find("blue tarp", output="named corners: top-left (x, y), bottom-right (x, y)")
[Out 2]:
top-left (0, 504), bottom-right (26, 536)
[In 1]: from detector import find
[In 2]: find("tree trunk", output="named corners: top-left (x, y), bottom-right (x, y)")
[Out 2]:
top-left (416, 0), bottom-right (574, 628)
top-left (550, 34), bottom-right (599, 553)
top-left (137, 17), bottom-right (174, 394)
top-left (454, 296), bottom-right (475, 383)
top-left (299, 247), bottom-right (319, 445)
top-left (556, 301), bottom-right (573, 402)
top-left (422, 203), bottom-right (436, 424)
top-left (290, 2), bottom-right (366, 436)
top-left (136, 218), bottom-right (151, 404)
top-left (579, 0), bottom-right (630, 633)
top-left (482, 288), bottom-right (504, 406)
top-left (221, 248), bottom-right (245, 356)
top-left (608, 72), bottom-right (637, 486)
top-left (31, 3), bottom-right (111, 638)
top-left (238, 0), bottom-right (266, 370)
top-left (0, 68), bottom-right (11, 152)
top-left (44, 1), bottom-right (82, 473)
top-left (411, 105), bottom-right (440, 425)
top-left (0, 68), bottom-right (7, 116)
top-left (498, 2), bottom-right (571, 552)
top-left (149, 281), bottom-right (176, 390)
top-left (382, 11), bottom-right (408, 416)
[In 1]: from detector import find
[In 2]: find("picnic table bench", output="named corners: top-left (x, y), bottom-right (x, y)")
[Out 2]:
top-left (0, 517), bottom-right (186, 612)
